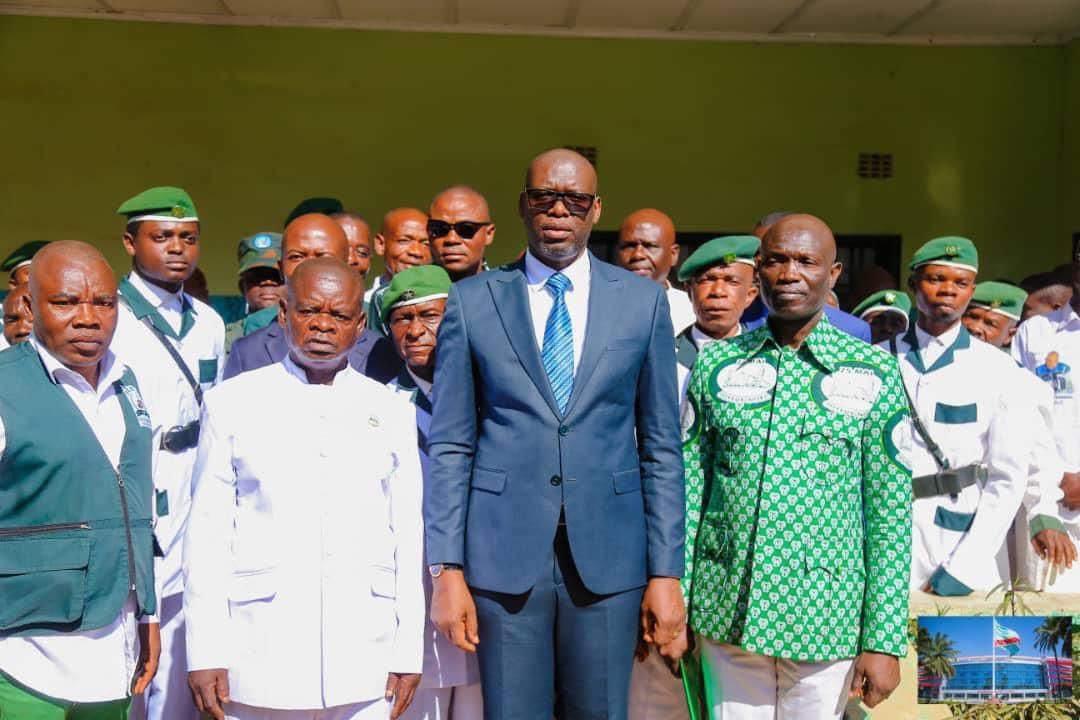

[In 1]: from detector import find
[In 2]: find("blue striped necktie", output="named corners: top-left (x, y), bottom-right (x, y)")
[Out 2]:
top-left (541, 272), bottom-right (574, 413)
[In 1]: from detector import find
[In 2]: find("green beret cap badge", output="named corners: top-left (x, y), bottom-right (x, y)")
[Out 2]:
top-left (944, 244), bottom-right (958, 256)
top-left (171, 206), bottom-right (185, 218)
top-left (722, 253), bottom-right (736, 264)
top-left (884, 292), bottom-right (896, 304)
top-left (400, 290), bottom-right (416, 302)
top-left (991, 299), bottom-right (1002, 309)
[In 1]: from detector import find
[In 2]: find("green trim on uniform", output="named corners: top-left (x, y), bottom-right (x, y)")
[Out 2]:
top-left (1029, 514), bottom-right (1065, 537)
top-left (901, 323), bottom-right (971, 374)
top-left (0, 671), bottom-right (130, 719)
top-left (928, 566), bottom-right (973, 596)
top-left (933, 402), bottom-right (978, 424)
top-left (933, 507), bottom-right (976, 532)
top-left (118, 276), bottom-right (196, 341)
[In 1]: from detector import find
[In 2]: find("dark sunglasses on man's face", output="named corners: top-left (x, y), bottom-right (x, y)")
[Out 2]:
top-left (427, 220), bottom-right (491, 240)
top-left (523, 188), bottom-right (596, 217)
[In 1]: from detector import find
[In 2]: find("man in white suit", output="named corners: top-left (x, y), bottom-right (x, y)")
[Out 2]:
top-left (183, 258), bottom-right (425, 720)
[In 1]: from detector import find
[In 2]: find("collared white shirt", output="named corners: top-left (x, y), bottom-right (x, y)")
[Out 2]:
top-left (524, 250), bottom-right (591, 373)
top-left (0, 338), bottom-right (141, 703)
top-left (666, 286), bottom-right (695, 335)
top-left (184, 358), bottom-right (424, 709)
top-left (913, 321), bottom-right (962, 369)
top-left (111, 271), bottom-right (225, 598)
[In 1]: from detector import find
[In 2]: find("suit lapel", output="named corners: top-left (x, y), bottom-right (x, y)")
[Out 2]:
top-left (489, 264), bottom-right (562, 418)
top-left (264, 322), bottom-right (283, 364)
top-left (675, 327), bottom-right (698, 370)
top-left (563, 259), bottom-right (618, 417)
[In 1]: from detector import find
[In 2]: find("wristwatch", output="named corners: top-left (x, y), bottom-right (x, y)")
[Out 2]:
top-left (428, 563), bottom-right (463, 578)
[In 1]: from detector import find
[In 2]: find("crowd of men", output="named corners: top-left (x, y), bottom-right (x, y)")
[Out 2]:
top-left (1, 146), bottom-right (1079, 720)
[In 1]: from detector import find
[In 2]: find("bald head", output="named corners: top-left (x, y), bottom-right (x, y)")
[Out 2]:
top-left (283, 257), bottom-right (366, 378)
top-left (429, 186), bottom-right (495, 281)
top-left (280, 213), bottom-right (350, 280)
top-left (757, 214), bottom-right (841, 326)
top-left (616, 209), bottom-right (678, 284)
top-left (331, 212), bottom-right (373, 279)
top-left (28, 241), bottom-right (118, 385)
top-left (376, 208), bottom-right (431, 276)
top-left (520, 148), bottom-right (602, 270)
top-left (430, 186), bottom-right (491, 222)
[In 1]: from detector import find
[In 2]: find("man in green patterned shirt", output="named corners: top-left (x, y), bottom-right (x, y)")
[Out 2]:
top-left (677, 214), bottom-right (913, 718)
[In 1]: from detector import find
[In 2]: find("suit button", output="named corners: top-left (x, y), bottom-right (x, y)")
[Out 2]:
top-left (558, 425), bottom-right (569, 436)
top-left (550, 475), bottom-right (562, 487)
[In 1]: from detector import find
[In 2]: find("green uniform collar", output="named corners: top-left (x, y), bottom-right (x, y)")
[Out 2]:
top-left (901, 321), bottom-right (971, 374)
top-left (119, 275), bottom-right (196, 340)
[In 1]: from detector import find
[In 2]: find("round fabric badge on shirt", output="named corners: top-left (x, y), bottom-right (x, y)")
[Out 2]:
top-left (711, 357), bottom-right (777, 406)
top-left (811, 363), bottom-right (882, 418)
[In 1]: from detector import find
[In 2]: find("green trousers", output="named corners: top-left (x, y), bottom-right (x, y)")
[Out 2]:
top-left (0, 672), bottom-right (129, 720)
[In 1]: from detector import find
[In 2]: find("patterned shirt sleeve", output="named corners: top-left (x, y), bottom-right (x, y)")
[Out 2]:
top-left (680, 354), bottom-right (714, 606)
top-left (858, 354), bottom-right (913, 656)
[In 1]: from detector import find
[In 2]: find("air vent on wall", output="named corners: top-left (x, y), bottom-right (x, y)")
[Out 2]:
top-left (565, 145), bottom-right (598, 168)
top-left (858, 153), bottom-right (893, 179)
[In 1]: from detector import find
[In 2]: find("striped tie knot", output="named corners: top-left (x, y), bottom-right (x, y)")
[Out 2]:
top-left (546, 272), bottom-right (571, 296)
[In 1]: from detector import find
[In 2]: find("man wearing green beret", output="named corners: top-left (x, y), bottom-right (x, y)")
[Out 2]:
top-left (679, 215), bottom-right (911, 717)
top-left (882, 236), bottom-right (1032, 597)
top-left (853, 290), bottom-right (910, 345)
top-left (383, 265), bottom-right (483, 720)
top-left (110, 186), bottom-right (225, 720)
top-left (2, 240), bottom-right (49, 289)
top-left (960, 281), bottom-right (1078, 590)
top-left (223, 233), bottom-right (285, 354)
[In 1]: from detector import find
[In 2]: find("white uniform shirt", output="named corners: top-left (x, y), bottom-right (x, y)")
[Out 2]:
top-left (524, 250), bottom-right (591, 373)
top-left (184, 358), bottom-right (425, 710)
top-left (666, 286), bottom-right (695, 335)
top-left (884, 324), bottom-right (1033, 591)
top-left (388, 371), bottom-right (481, 690)
top-left (0, 339), bottom-right (141, 703)
top-left (111, 271), bottom-right (225, 598)
top-left (1013, 305), bottom-right (1080, 481)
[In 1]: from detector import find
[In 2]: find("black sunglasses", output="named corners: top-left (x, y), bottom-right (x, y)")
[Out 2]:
top-left (523, 188), bottom-right (596, 217)
top-left (427, 220), bottom-right (491, 240)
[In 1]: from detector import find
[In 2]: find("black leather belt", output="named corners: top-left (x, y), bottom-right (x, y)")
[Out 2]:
top-left (160, 420), bottom-right (200, 453)
top-left (912, 464), bottom-right (987, 499)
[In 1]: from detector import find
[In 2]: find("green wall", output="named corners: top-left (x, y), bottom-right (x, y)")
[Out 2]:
top-left (1063, 39), bottom-right (1080, 249)
top-left (0, 15), bottom-right (1072, 292)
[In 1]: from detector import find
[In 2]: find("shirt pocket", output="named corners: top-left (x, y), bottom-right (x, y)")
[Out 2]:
top-left (797, 414), bottom-right (860, 486)
top-left (934, 402), bottom-right (978, 424)
top-left (198, 358), bottom-right (218, 384)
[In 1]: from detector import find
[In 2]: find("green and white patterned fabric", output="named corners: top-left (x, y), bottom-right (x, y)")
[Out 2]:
top-left (682, 315), bottom-right (913, 661)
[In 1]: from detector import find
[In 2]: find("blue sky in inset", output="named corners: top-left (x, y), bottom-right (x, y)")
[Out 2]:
top-left (918, 616), bottom-right (1071, 659)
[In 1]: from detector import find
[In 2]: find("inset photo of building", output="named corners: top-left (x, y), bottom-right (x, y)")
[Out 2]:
top-left (917, 616), bottom-right (1073, 704)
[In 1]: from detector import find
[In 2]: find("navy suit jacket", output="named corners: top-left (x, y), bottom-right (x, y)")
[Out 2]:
top-left (222, 320), bottom-right (402, 383)
top-left (426, 255), bottom-right (685, 596)
top-left (742, 298), bottom-right (871, 342)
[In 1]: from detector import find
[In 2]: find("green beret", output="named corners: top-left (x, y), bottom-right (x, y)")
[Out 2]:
top-left (1, 240), bottom-right (50, 273)
top-left (677, 235), bottom-right (760, 282)
top-left (381, 265), bottom-right (452, 323)
top-left (909, 236), bottom-right (978, 273)
top-left (117, 186), bottom-right (198, 223)
top-left (237, 232), bottom-right (282, 274)
top-left (969, 281), bottom-right (1027, 321)
top-left (852, 289), bottom-right (912, 321)
top-left (283, 197), bottom-right (343, 229)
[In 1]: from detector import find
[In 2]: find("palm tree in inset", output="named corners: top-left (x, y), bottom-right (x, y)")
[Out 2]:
top-left (1034, 617), bottom-right (1071, 699)
top-left (918, 629), bottom-right (958, 700)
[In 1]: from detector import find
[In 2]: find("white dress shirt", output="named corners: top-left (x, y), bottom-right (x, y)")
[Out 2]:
top-left (0, 338), bottom-right (141, 703)
top-left (524, 250), bottom-right (591, 374)
top-left (666, 286), bottom-right (695, 335)
top-left (111, 271), bottom-right (226, 598)
top-left (913, 321), bottom-right (961, 370)
top-left (184, 358), bottom-right (425, 710)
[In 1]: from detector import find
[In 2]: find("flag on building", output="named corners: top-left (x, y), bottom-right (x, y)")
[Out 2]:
top-left (993, 620), bottom-right (1021, 656)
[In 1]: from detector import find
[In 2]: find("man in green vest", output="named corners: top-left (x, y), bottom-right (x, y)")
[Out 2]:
top-left (0, 240), bottom-right (158, 719)
top-left (677, 215), bottom-right (912, 718)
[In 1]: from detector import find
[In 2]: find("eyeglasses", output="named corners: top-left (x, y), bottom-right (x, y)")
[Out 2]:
top-left (427, 220), bottom-right (492, 240)
top-left (523, 188), bottom-right (596, 217)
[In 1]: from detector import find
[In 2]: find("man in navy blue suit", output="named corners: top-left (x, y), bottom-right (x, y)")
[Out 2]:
top-left (425, 149), bottom-right (686, 719)
top-left (223, 213), bottom-right (401, 382)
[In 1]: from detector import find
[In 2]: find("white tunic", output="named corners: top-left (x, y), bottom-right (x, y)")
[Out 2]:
top-left (184, 358), bottom-right (425, 710)
top-left (0, 339), bottom-right (143, 703)
top-left (387, 371), bottom-right (481, 691)
top-left (111, 271), bottom-right (226, 600)
top-left (884, 323), bottom-right (1033, 592)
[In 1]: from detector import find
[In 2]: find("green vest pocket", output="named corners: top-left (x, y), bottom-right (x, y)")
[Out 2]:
top-left (934, 402), bottom-right (977, 424)
top-left (0, 537), bottom-right (90, 631)
top-left (198, 358), bottom-right (218, 384)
